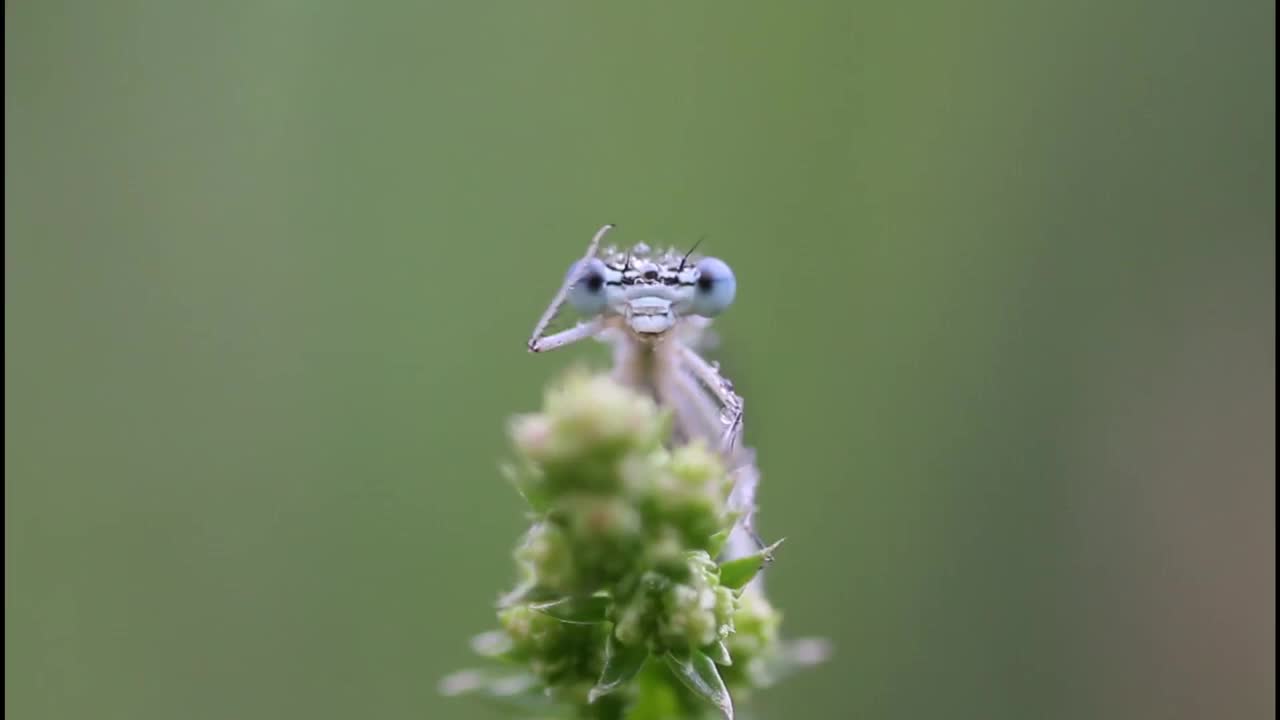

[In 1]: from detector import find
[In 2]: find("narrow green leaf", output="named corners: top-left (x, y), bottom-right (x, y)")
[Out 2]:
top-left (529, 594), bottom-right (611, 624)
top-left (589, 633), bottom-right (649, 703)
top-left (499, 461), bottom-right (549, 513)
top-left (663, 650), bottom-right (733, 720)
top-left (707, 529), bottom-right (731, 557)
top-left (495, 580), bottom-right (555, 608)
top-left (705, 640), bottom-right (732, 667)
top-left (718, 539), bottom-right (785, 590)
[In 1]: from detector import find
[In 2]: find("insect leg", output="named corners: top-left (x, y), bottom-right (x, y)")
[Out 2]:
top-left (526, 224), bottom-right (615, 349)
top-left (676, 344), bottom-right (743, 415)
top-left (666, 366), bottom-right (725, 446)
top-left (527, 318), bottom-right (605, 353)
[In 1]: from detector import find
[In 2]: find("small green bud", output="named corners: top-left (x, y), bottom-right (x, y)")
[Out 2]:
top-left (499, 604), bottom-right (559, 658)
top-left (714, 586), bottom-right (736, 631)
top-left (510, 413), bottom-right (555, 461)
top-left (566, 495), bottom-right (642, 542)
top-left (510, 373), bottom-right (667, 500)
top-left (541, 372), bottom-right (664, 461)
top-left (514, 522), bottom-right (575, 594)
top-left (720, 589), bottom-right (782, 694)
top-left (646, 528), bottom-right (692, 580)
top-left (499, 603), bottom-right (608, 686)
top-left (612, 593), bottom-right (653, 649)
top-left (668, 441), bottom-right (727, 492)
top-left (728, 591), bottom-right (781, 659)
top-left (652, 551), bottom-right (738, 652)
top-left (638, 445), bottom-right (729, 550)
top-left (563, 494), bottom-right (644, 587)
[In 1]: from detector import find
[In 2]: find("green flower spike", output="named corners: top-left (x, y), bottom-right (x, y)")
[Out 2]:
top-left (442, 371), bottom-right (826, 719)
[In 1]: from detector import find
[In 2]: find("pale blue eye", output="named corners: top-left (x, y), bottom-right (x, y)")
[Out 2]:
top-left (691, 257), bottom-right (736, 316)
top-left (566, 258), bottom-right (608, 314)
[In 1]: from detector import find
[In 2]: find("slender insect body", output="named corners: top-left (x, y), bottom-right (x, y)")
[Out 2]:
top-left (609, 332), bottom-right (722, 445)
top-left (528, 224), bottom-right (765, 579)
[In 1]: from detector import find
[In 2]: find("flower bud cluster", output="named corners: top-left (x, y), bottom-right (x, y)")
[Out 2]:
top-left (446, 372), bottom-right (812, 719)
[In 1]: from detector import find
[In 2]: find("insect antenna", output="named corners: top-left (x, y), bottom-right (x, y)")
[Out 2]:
top-left (678, 235), bottom-right (707, 271)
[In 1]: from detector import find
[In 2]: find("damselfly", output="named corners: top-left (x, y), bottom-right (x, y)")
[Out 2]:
top-left (527, 224), bottom-right (763, 561)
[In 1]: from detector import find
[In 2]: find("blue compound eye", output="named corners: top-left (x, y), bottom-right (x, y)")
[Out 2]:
top-left (566, 258), bottom-right (608, 314)
top-left (690, 257), bottom-right (736, 316)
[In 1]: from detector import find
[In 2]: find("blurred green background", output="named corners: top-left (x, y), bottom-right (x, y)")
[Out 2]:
top-left (5, 1), bottom-right (1274, 719)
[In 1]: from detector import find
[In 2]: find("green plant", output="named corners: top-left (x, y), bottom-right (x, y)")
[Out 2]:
top-left (442, 371), bottom-right (826, 719)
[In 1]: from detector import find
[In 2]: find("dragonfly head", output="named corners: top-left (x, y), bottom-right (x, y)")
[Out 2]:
top-left (565, 243), bottom-right (737, 336)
